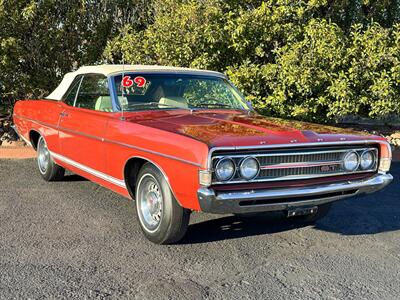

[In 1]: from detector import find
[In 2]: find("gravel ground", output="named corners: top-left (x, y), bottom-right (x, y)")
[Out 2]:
top-left (0, 159), bottom-right (399, 299)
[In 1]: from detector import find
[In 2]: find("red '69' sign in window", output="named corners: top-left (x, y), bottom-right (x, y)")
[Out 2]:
top-left (122, 76), bottom-right (146, 88)
top-left (121, 75), bottom-right (149, 95)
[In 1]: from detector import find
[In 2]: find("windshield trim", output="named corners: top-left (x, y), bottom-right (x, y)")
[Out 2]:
top-left (109, 70), bottom-right (228, 79)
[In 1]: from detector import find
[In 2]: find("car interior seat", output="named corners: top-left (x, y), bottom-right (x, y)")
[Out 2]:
top-left (159, 96), bottom-right (188, 108)
top-left (95, 96), bottom-right (113, 112)
top-left (155, 83), bottom-right (188, 109)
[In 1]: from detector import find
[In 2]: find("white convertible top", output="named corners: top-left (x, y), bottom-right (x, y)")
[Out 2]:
top-left (46, 64), bottom-right (226, 100)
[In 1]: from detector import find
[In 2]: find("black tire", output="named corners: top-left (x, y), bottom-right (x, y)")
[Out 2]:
top-left (290, 203), bottom-right (332, 224)
top-left (37, 136), bottom-right (65, 181)
top-left (135, 163), bottom-right (190, 244)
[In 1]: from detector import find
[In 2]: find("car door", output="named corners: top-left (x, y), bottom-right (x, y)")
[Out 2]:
top-left (58, 73), bottom-right (111, 174)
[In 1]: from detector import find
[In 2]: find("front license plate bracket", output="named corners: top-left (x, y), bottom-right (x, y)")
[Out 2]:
top-left (287, 206), bottom-right (318, 217)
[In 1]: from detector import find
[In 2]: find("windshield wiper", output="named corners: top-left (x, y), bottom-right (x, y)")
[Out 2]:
top-left (193, 101), bottom-right (233, 109)
top-left (126, 102), bottom-right (189, 110)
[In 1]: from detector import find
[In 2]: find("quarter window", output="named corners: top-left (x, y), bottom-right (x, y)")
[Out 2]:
top-left (74, 74), bottom-right (112, 111)
top-left (62, 76), bottom-right (82, 106)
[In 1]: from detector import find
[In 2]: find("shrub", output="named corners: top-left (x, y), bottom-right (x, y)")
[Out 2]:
top-left (105, 0), bottom-right (400, 123)
top-left (1, 0), bottom-right (399, 124)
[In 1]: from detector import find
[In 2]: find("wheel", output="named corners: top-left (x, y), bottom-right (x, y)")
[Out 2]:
top-left (290, 203), bottom-right (332, 223)
top-left (37, 136), bottom-right (65, 181)
top-left (135, 163), bottom-right (190, 244)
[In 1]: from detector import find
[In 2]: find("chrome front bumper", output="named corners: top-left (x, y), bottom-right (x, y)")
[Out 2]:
top-left (197, 173), bottom-right (393, 214)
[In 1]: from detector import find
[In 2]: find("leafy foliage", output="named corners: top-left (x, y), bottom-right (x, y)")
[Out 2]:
top-left (1, 0), bottom-right (400, 123)
top-left (0, 0), bottom-right (153, 102)
top-left (105, 0), bottom-right (400, 122)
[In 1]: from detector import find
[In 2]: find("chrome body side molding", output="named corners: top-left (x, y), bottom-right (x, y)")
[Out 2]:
top-left (50, 151), bottom-right (127, 188)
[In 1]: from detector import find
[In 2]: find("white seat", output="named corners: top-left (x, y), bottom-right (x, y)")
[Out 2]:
top-left (95, 96), bottom-right (113, 112)
top-left (159, 96), bottom-right (188, 109)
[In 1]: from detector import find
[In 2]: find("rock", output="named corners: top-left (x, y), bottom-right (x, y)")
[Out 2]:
top-left (0, 132), bottom-right (10, 141)
top-left (391, 132), bottom-right (400, 139)
top-left (1, 140), bottom-right (18, 147)
top-left (2, 121), bottom-right (10, 131)
top-left (390, 138), bottom-right (400, 147)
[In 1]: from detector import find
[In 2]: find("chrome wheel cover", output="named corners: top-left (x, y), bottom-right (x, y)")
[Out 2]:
top-left (137, 174), bottom-right (163, 232)
top-left (37, 137), bottom-right (50, 174)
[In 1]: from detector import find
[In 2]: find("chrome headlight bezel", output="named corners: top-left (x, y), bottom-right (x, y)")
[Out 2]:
top-left (215, 157), bottom-right (236, 181)
top-left (342, 150), bottom-right (360, 172)
top-left (360, 150), bottom-right (376, 170)
top-left (239, 156), bottom-right (260, 180)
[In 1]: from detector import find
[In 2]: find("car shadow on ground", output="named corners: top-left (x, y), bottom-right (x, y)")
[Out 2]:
top-left (181, 162), bottom-right (399, 244)
top-left (62, 174), bottom-right (88, 182)
top-left (181, 213), bottom-right (310, 244)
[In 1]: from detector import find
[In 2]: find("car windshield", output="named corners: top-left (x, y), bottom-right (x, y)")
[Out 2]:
top-left (113, 73), bottom-right (250, 111)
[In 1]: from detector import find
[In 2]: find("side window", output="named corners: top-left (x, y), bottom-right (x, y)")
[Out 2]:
top-left (62, 76), bottom-right (82, 106)
top-left (75, 74), bottom-right (111, 111)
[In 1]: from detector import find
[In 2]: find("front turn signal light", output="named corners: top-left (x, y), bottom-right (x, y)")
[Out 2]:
top-left (199, 170), bottom-right (212, 186)
top-left (379, 158), bottom-right (391, 173)
top-left (379, 142), bottom-right (392, 173)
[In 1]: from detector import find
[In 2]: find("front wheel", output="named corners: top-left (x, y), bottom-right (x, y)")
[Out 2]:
top-left (135, 163), bottom-right (190, 244)
top-left (37, 136), bottom-right (65, 181)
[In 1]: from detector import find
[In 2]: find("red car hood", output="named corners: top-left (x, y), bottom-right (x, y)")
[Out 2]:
top-left (124, 110), bottom-right (380, 147)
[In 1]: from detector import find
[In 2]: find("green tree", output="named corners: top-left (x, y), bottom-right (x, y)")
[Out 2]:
top-left (0, 0), bottom-right (153, 103)
top-left (104, 0), bottom-right (231, 71)
top-left (105, 0), bottom-right (400, 122)
top-left (2, 0), bottom-right (400, 124)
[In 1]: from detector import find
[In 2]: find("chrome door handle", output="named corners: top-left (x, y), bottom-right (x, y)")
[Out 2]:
top-left (60, 112), bottom-right (69, 117)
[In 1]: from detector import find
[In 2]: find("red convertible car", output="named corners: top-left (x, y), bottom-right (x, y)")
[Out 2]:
top-left (13, 65), bottom-right (393, 244)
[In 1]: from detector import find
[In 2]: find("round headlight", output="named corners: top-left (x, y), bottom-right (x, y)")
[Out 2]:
top-left (342, 151), bottom-right (360, 172)
top-left (360, 150), bottom-right (375, 170)
top-left (215, 158), bottom-right (235, 181)
top-left (239, 157), bottom-right (260, 180)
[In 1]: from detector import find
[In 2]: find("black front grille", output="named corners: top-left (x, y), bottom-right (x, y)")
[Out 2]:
top-left (257, 152), bottom-right (340, 165)
top-left (258, 165), bottom-right (341, 178)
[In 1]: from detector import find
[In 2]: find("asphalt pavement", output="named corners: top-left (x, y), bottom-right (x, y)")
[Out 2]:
top-left (0, 159), bottom-right (399, 299)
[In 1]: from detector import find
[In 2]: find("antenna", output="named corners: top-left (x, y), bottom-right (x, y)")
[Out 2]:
top-left (120, 55), bottom-right (125, 121)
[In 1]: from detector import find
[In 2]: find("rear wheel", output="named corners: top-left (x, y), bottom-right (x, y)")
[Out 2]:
top-left (37, 136), bottom-right (65, 181)
top-left (135, 163), bottom-right (190, 244)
